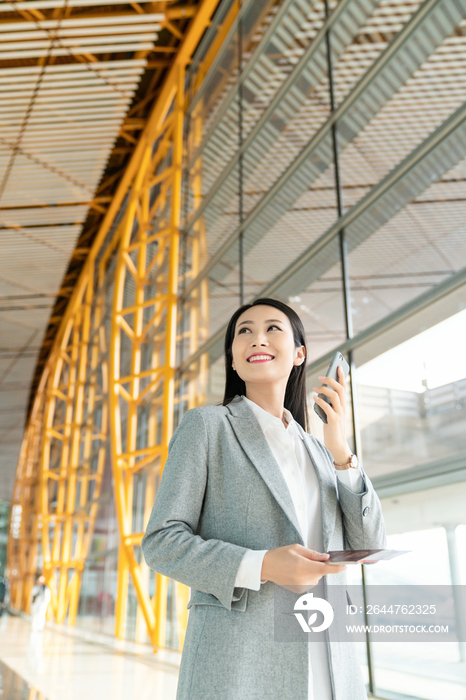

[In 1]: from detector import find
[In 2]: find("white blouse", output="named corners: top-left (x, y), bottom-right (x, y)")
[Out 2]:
top-left (234, 395), bottom-right (363, 700)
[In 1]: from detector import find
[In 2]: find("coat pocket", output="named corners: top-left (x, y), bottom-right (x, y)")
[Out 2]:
top-left (187, 587), bottom-right (248, 612)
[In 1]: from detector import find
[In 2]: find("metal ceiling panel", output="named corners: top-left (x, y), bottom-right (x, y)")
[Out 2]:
top-left (0, 0), bottom-right (160, 9)
top-left (181, 0), bottom-right (466, 303)
top-left (0, 1), bottom-right (166, 498)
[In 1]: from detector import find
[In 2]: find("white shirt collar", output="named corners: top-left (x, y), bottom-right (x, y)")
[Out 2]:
top-left (241, 395), bottom-right (302, 438)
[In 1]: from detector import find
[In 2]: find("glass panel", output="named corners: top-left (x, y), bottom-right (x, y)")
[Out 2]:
top-left (355, 308), bottom-right (466, 478)
top-left (182, 0), bottom-right (384, 307)
top-left (0, 500), bottom-right (8, 577)
top-left (331, 0), bottom-right (424, 108)
top-left (77, 550), bottom-right (118, 636)
top-left (345, 153), bottom-right (466, 335)
top-left (339, 0), bottom-right (466, 213)
top-left (366, 481), bottom-right (466, 699)
top-left (100, 550), bottom-right (118, 637)
top-left (242, 162), bottom-right (340, 306)
top-left (276, 235), bottom-right (347, 364)
top-left (89, 494), bottom-right (118, 557)
top-left (126, 575), bottom-right (138, 642)
top-left (206, 261), bottom-right (244, 337)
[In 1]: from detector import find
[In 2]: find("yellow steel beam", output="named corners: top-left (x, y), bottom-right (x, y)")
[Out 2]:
top-left (7, 0), bottom-right (222, 651)
top-left (106, 0), bottom-right (221, 649)
top-left (6, 367), bottom-right (48, 614)
top-left (38, 269), bottom-right (108, 623)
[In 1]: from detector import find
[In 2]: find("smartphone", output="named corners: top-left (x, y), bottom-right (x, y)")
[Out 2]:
top-left (313, 350), bottom-right (350, 424)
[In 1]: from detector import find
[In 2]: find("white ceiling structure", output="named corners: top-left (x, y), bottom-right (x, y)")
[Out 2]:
top-left (0, 1), bottom-right (166, 501)
top-left (1, 0), bottom-right (465, 504)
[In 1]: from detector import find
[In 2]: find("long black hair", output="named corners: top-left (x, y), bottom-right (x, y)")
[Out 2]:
top-left (222, 298), bottom-right (309, 432)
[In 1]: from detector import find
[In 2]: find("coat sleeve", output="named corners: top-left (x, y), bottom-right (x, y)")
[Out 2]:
top-left (313, 437), bottom-right (386, 550)
top-left (141, 407), bottom-right (251, 611)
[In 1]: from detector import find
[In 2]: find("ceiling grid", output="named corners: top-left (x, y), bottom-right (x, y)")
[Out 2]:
top-left (176, 0), bottom-right (466, 375)
top-left (2, 0), bottom-right (466, 499)
top-left (0, 0), bottom-right (195, 500)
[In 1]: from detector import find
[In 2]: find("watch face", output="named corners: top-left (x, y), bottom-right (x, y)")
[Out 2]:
top-left (351, 454), bottom-right (359, 469)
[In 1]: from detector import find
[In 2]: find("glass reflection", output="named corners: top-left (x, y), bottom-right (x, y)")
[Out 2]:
top-left (355, 309), bottom-right (466, 478)
top-left (366, 482), bottom-right (466, 699)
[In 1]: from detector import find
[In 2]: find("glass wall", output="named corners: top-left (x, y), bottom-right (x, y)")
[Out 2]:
top-left (175, 0), bottom-right (466, 696)
top-left (67, 1), bottom-right (466, 687)
top-left (76, 486), bottom-right (119, 636)
top-left (356, 309), bottom-right (466, 479)
top-left (364, 486), bottom-right (466, 699)
top-left (352, 308), bottom-right (466, 698)
top-left (0, 501), bottom-right (8, 578)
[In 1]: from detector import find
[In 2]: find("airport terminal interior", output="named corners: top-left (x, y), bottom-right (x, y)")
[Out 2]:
top-left (0, 0), bottom-right (465, 697)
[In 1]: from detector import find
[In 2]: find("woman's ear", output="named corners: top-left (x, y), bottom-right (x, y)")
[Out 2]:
top-left (294, 346), bottom-right (306, 366)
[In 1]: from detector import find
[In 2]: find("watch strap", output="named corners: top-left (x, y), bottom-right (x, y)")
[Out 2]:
top-left (333, 453), bottom-right (358, 469)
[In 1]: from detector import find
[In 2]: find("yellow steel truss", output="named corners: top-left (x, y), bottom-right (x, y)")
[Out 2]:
top-left (7, 0), bottom-right (223, 651)
top-left (7, 368), bottom-right (48, 613)
top-left (109, 64), bottom-right (186, 647)
top-left (40, 266), bottom-right (108, 623)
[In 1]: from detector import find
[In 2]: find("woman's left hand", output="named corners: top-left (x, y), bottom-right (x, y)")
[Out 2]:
top-left (313, 366), bottom-right (353, 467)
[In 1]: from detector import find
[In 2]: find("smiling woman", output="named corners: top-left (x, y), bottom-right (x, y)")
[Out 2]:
top-left (142, 296), bottom-right (386, 700)
top-left (224, 298), bottom-right (309, 431)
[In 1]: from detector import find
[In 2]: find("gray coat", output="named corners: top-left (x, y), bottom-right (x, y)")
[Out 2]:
top-left (142, 395), bottom-right (386, 700)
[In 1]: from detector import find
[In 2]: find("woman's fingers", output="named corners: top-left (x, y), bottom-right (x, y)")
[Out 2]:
top-left (301, 560), bottom-right (346, 585)
top-left (301, 548), bottom-right (330, 562)
top-left (314, 385), bottom-right (342, 411)
top-left (314, 372), bottom-right (346, 415)
top-left (313, 393), bottom-right (339, 422)
top-left (337, 365), bottom-right (347, 387)
top-left (322, 563), bottom-right (346, 575)
top-left (263, 545), bottom-right (346, 588)
top-left (301, 558), bottom-right (346, 574)
top-left (317, 376), bottom-right (344, 403)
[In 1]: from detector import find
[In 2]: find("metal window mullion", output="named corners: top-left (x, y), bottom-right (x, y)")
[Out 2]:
top-left (187, 0), bottom-right (355, 210)
top-left (177, 96), bottom-right (466, 374)
top-left (181, 0), bottom-right (458, 302)
top-left (187, 0), bottom-right (257, 119)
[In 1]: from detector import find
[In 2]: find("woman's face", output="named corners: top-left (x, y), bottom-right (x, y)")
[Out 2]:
top-left (231, 305), bottom-right (305, 388)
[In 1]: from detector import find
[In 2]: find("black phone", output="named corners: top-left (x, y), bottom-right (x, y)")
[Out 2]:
top-left (313, 351), bottom-right (350, 424)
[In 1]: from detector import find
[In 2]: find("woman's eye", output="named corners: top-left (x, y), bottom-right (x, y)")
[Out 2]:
top-left (237, 325), bottom-right (280, 334)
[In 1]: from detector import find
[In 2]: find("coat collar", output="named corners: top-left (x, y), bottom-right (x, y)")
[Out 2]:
top-left (242, 395), bottom-right (299, 436)
top-left (226, 396), bottom-right (304, 543)
top-left (226, 396), bottom-right (337, 550)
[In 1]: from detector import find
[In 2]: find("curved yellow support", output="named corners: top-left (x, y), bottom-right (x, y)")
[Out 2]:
top-left (40, 268), bottom-right (108, 623)
top-left (109, 64), bottom-right (185, 647)
top-left (7, 0), bottom-right (221, 651)
top-left (7, 367), bottom-right (48, 613)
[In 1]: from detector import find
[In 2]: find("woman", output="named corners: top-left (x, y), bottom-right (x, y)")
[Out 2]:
top-left (30, 575), bottom-right (51, 632)
top-left (142, 298), bottom-right (386, 700)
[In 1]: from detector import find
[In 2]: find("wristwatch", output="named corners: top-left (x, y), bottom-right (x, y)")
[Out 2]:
top-left (333, 453), bottom-right (359, 470)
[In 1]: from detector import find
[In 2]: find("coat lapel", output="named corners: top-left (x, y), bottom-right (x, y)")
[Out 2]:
top-left (226, 397), bottom-right (304, 544)
top-left (295, 423), bottom-right (337, 551)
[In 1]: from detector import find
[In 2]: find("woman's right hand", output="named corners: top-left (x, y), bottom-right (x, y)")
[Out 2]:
top-left (261, 544), bottom-right (346, 594)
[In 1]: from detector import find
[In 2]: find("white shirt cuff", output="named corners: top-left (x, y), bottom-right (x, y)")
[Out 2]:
top-left (336, 465), bottom-right (364, 493)
top-left (234, 549), bottom-right (269, 591)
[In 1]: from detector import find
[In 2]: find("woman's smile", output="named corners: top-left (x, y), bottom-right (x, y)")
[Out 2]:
top-left (231, 305), bottom-right (306, 399)
top-left (247, 353), bottom-right (275, 363)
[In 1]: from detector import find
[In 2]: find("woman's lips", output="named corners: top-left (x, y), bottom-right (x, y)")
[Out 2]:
top-left (247, 355), bottom-right (274, 363)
